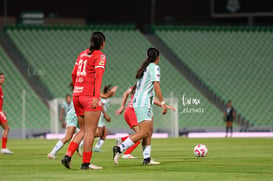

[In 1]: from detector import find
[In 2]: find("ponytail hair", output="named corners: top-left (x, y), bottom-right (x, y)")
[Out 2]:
top-left (135, 48), bottom-right (159, 79)
top-left (69, 82), bottom-right (74, 91)
top-left (88, 32), bottom-right (106, 55)
top-left (103, 84), bottom-right (112, 94)
top-left (131, 83), bottom-right (137, 95)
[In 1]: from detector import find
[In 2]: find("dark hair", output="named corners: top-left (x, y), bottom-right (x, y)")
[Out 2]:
top-left (66, 94), bottom-right (71, 99)
top-left (135, 48), bottom-right (160, 79)
top-left (103, 84), bottom-right (112, 94)
top-left (88, 32), bottom-right (106, 55)
top-left (69, 82), bottom-right (74, 91)
top-left (131, 83), bottom-right (137, 95)
top-left (0, 73), bottom-right (4, 76)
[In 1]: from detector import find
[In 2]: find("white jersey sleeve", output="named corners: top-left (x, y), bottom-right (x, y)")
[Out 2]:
top-left (150, 64), bottom-right (160, 82)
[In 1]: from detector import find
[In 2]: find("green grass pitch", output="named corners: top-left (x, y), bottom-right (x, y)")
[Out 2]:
top-left (0, 138), bottom-right (273, 181)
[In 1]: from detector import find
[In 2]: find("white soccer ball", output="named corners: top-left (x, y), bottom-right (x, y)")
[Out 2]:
top-left (193, 144), bottom-right (208, 157)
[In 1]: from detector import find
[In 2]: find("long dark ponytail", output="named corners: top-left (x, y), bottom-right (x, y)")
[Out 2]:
top-left (103, 84), bottom-right (112, 94)
top-left (131, 83), bottom-right (137, 95)
top-left (88, 32), bottom-right (106, 55)
top-left (135, 48), bottom-right (160, 79)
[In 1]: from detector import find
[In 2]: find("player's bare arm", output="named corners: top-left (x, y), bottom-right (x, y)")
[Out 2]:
top-left (154, 98), bottom-right (176, 111)
top-left (153, 81), bottom-right (167, 114)
top-left (115, 88), bottom-right (132, 115)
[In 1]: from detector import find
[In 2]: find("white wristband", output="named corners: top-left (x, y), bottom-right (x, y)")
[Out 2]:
top-left (161, 101), bottom-right (166, 105)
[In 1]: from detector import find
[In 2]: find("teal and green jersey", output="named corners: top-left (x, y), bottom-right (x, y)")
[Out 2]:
top-left (133, 63), bottom-right (160, 109)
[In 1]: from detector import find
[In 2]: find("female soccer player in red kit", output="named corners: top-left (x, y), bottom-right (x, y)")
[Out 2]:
top-left (61, 32), bottom-right (106, 170)
top-left (0, 73), bottom-right (12, 154)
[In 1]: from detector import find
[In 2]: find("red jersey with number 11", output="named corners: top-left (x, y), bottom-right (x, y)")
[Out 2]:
top-left (72, 49), bottom-right (106, 97)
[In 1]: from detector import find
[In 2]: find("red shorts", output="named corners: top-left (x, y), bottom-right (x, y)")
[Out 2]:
top-left (124, 107), bottom-right (138, 129)
top-left (0, 111), bottom-right (7, 124)
top-left (73, 96), bottom-right (102, 116)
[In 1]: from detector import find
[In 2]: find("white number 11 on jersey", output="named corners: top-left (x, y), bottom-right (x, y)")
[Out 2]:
top-left (77, 59), bottom-right (87, 76)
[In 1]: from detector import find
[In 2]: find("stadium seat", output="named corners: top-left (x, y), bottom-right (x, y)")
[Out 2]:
top-left (5, 25), bottom-right (223, 129)
top-left (0, 45), bottom-right (49, 129)
top-left (155, 26), bottom-right (273, 127)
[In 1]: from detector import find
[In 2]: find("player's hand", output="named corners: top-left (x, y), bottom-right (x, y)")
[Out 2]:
top-left (91, 98), bottom-right (99, 109)
top-left (162, 104), bottom-right (167, 115)
top-left (166, 105), bottom-right (176, 111)
top-left (104, 115), bottom-right (111, 122)
top-left (115, 106), bottom-right (124, 115)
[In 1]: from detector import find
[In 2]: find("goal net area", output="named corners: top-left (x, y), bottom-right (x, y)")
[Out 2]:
top-left (48, 97), bottom-right (179, 138)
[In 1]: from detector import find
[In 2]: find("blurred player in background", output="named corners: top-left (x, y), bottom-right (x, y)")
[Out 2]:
top-left (48, 83), bottom-right (80, 159)
top-left (115, 84), bottom-right (175, 159)
top-left (48, 84), bottom-right (117, 159)
top-left (48, 104), bottom-right (80, 159)
top-left (59, 94), bottom-right (73, 128)
top-left (113, 48), bottom-right (168, 165)
top-left (224, 100), bottom-right (236, 137)
top-left (61, 32), bottom-right (106, 170)
top-left (93, 85), bottom-right (118, 152)
top-left (0, 73), bottom-right (12, 154)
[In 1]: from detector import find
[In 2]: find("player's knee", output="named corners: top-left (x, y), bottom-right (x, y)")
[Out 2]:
top-left (149, 127), bottom-right (153, 135)
top-left (5, 126), bottom-right (10, 132)
top-left (79, 128), bottom-right (86, 134)
top-left (141, 130), bottom-right (149, 138)
top-left (86, 131), bottom-right (95, 138)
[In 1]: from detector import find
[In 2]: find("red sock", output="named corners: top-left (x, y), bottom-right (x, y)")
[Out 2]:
top-left (124, 141), bottom-right (140, 155)
top-left (121, 136), bottom-right (129, 142)
top-left (66, 141), bottom-right (78, 157)
top-left (82, 151), bottom-right (92, 164)
top-left (2, 137), bottom-right (7, 149)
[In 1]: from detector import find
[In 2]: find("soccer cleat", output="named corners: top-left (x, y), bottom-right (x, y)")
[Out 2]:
top-left (1, 148), bottom-right (13, 154)
top-left (149, 160), bottom-right (161, 165)
top-left (47, 153), bottom-right (56, 159)
top-left (115, 137), bottom-right (122, 146)
top-left (93, 147), bottom-right (102, 152)
top-left (81, 163), bottom-right (103, 170)
top-left (122, 154), bottom-right (137, 159)
top-left (143, 157), bottom-right (160, 165)
top-left (76, 147), bottom-right (83, 157)
top-left (61, 155), bottom-right (71, 169)
top-left (112, 146), bottom-right (121, 165)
